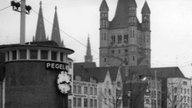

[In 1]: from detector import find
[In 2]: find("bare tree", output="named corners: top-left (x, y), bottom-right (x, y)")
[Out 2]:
top-left (167, 79), bottom-right (183, 108)
top-left (99, 86), bottom-right (123, 108)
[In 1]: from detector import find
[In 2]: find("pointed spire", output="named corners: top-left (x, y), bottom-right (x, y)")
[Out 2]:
top-left (51, 6), bottom-right (62, 46)
top-left (85, 36), bottom-right (93, 62)
top-left (142, 1), bottom-right (151, 14)
top-left (34, 1), bottom-right (46, 42)
top-left (99, 0), bottom-right (109, 11)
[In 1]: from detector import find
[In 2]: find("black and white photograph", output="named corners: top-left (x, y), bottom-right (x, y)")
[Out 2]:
top-left (0, 0), bottom-right (192, 108)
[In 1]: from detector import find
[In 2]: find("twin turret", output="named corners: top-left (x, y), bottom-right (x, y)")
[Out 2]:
top-left (99, 0), bottom-right (109, 29)
top-left (141, 1), bottom-right (151, 31)
top-left (99, 0), bottom-right (151, 30)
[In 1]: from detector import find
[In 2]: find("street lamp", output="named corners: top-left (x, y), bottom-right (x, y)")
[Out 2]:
top-left (126, 74), bottom-right (150, 108)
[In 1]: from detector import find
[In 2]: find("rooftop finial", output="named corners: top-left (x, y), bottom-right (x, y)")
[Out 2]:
top-left (40, 1), bottom-right (42, 7)
top-left (55, 6), bottom-right (57, 11)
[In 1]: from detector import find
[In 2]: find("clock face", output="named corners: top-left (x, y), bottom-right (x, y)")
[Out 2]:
top-left (57, 71), bottom-right (71, 94)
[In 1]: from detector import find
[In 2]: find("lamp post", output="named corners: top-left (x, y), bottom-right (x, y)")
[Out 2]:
top-left (10, 0), bottom-right (32, 44)
top-left (126, 73), bottom-right (150, 108)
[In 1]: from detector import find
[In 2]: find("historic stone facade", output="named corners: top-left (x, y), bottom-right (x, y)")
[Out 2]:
top-left (99, 0), bottom-right (151, 67)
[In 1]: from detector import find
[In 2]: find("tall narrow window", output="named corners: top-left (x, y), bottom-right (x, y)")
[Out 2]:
top-left (41, 50), bottom-right (48, 59)
top-left (78, 85), bottom-right (81, 94)
top-left (133, 56), bottom-right (135, 61)
top-left (84, 98), bottom-right (88, 107)
top-left (19, 49), bottom-right (26, 59)
top-left (90, 87), bottom-right (93, 95)
top-left (51, 51), bottom-right (57, 60)
top-left (84, 86), bottom-right (88, 94)
top-left (68, 99), bottom-right (72, 108)
top-left (117, 35), bottom-right (122, 43)
top-left (30, 50), bottom-right (37, 59)
top-left (124, 34), bottom-right (128, 43)
top-left (111, 35), bottom-right (115, 44)
top-left (7, 51), bottom-right (9, 61)
top-left (73, 97), bottom-right (77, 107)
top-left (94, 88), bottom-right (97, 95)
top-left (90, 99), bottom-right (93, 107)
top-left (94, 99), bottom-right (97, 108)
top-left (60, 52), bottom-right (63, 61)
top-left (12, 50), bottom-right (17, 60)
top-left (104, 58), bottom-right (107, 62)
top-left (73, 85), bottom-right (77, 93)
top-left (78, 98), bottom-right (81, 107)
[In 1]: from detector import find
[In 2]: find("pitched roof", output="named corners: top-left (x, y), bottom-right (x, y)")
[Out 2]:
top-left (99, 0), bottom-right (109, 11)
top-left (74, 62), bottom-right (96, 69)
top-left (74, 63), bottom-right (121, 82)
top-left (141, 1), bottom-right (151, 14)
top-left (151, 67), bottom-right (185, 78)
top-left (87, 67), bottom-right (119, 82)
top-left (34, 1), bottom-right (46, 42)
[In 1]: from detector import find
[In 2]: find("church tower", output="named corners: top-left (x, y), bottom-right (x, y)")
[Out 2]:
top-left (85, 36), bottom-right (93, 62)
top-left (141, 1), bottom-right (151, 66)
top-left (33, 1), bottom-right (47, 42)
top-left (51, 6), bottom-right (64, 47)
top-left (99, 0), bottom-right (151, 67)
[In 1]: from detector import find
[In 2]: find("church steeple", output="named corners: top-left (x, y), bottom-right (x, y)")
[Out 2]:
top-left (99, 0), bottom-right (109, 11)
top-left (85, 36), bottom-right (93, 62)
top-left (34, 1), bottom-right (46, 42)
top-left (142, 1), bottom-right (151, 14)
top-left (51, 6), bottom-right (63, 47)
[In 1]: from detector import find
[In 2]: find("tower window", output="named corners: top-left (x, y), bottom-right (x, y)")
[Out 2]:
top-left (117, 35), bottom-right (122, 43)
top-left (124, 34), bottom-right (128, 43)
top-left (104, 58), bottom-right (107, 62)
top-left (133, 56), bottom-right (135, 61)
top-left (111, 35), bottom-right (115, 44)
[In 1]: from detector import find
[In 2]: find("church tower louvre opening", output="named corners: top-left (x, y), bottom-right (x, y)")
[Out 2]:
top-left (99, 0), bottom-right (151, 67)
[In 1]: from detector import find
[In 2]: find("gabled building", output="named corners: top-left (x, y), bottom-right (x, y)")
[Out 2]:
top-left (151, 67), bottom-right (185, 108)
top-left (73, 64), bottom-right (123, 108)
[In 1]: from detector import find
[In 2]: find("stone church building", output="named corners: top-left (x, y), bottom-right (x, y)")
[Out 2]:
top-left (99, 0), bottom-right (151, 67)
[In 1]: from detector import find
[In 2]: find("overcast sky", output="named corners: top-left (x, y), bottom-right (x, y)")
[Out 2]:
top-left (0, 0), bottom-right (192, 77)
